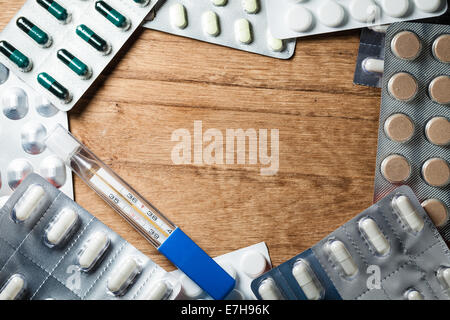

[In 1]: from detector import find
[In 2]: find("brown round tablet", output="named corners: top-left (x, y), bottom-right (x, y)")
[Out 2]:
top-left (388, 72), bottom-right (418, 102)
top-left (422, 199), bottom-right (449, 227)
top-left (391, 31), bottom-right (422, 60)
top-left (429, 76), bottom-right (450, 105)
top-left (425, 117), bottom-right (450, 146)
top-left (384, 113), bottom-right (414, 143)
top-left (433, 34), bottom-right (450, 63)
top-left (422, 158), bottom-right (450, 187)
top-left (381, 154), bottom-right (411, 183)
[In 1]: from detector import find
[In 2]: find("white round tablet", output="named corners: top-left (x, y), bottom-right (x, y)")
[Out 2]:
top-left (414, 0), bottom-right (442, 13)
top-left (240, 251), bottom-right (267, 278)
top-left (349, 0), bottom-right (379, 23)
top-left (318, 0), bottom-right (345, 28)
top-left (180, 274), bottom-right (204, 298)
top-left (382, 0), bottom-right (409, 17)
top-left (287, 6), bottom-right (313, 33)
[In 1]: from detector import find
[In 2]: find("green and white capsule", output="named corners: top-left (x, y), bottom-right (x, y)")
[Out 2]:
top-left (132, 0), bottom-right (150, 6)
top-left (16, 17), bottom-right (52, 47)
top-left (0, 41), bottom-right (32, 72)
top-left (76, 25), bottom-right (111, 55)
top-left (57, 49), bottom-right (92, 79)
top-left (36, 0), bottom-right (70, 23)
top-left (37, 72), bottom-right (72, 103)
top-left (95, 1), bottom-right (131, 30)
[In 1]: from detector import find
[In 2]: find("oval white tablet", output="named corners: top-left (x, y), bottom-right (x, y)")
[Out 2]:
top-left (414, 0), bottom-right (442, 13)
top-left (12, 184), bottom-right (46, 222)
top-left (328, 240), bottom-right (358, 277)
top-left (392, 196), bottom-right (424, 233)
top-left (242, 0), bottom-right (259, 14)
top-left (287, 6), bottom-right (313, 32)
top-left (382, 0), bottom-right (409, 18)
top-left (170, 3), bottom-right (188, 29)
top-left (0, 275), bottom-right (25, 300)
top-left (349, 0), bottom-right (379, 23)
top-left (258, 278), bottom-right (283, 300)
top-left (78, 231), bottom-right (110, 271)
top-left (107, 256), bottom-right (140, 295)
top-left (46, 208), bottom-right (78, 246)
top-left (240, 250), bottom-right (267, 278)
top-left (202, 11), bottom-right (220, 37)
top-left (180, 274), bottom-right (204, 298)
top-left (318, 0), bottom-right (345, 28)
top-left (267, 31), bottom-right (284, 52)
top-left (235, 19), bottom-right (253, 44)
top-left (145, 281), bottom-right (170, 300)
top-left (212, 0), bottom-right (227, 6)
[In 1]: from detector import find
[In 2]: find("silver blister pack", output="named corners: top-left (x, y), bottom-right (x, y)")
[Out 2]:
top-left (0, 0), bottom-right (162, 112)
top-left (0, 173), bottom-right (181, 300)
top-left (143, 0), bottom-right (296, 60)
top-left (374, 23), bottom-right (450, 241)
top-left (0, 62), bottom-right (72, 202)
top-left (251, 186), bottom-right (450, 300)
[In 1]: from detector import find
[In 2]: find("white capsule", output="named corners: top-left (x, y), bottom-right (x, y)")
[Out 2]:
top-left (439, 268), bottom-right (450, 288)
top-left (292, 261), bottom-right (322, 300)
top-left (240, 250), bottom-right (267, 278)
top-left (144, 281), bottom-right (171, 300)
top-left (328, 240), bottom-right (358, 277)
top-left (107, 257), bottom-right (140, 295)
top-left (363, 58), bottom-right (384, 74)
top-left (202, 11), bottom-right (220, 37)
top-left (235, 19), bottom-right (253, 44)
top-left (12, 184), bottom-right (46, 222)
top-left (267, 31), bottom-right (284, 52)
top-left (258, 278), bottom-right (283, 300)
top-left (242, 0), bottom-right (259, 14)
top-left (406, 290), bottom-right (424, 300)
top-left (78, 231), bottom-right (110, 271)
top-left (393, 196), bottom-right (424, 233)
top-left (360, 218), bottom-right (390, 255)
top-left (46, 208), bottom-right (78, 246)
top-left (0, 275), bottom-right (25, 300)
top-left (170, 3), bottom-right (188, 29)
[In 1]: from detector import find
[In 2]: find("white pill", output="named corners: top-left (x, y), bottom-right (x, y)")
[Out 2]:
top-left (13, 184), bottom-right (46, 222)
top-left (212, 0), bottom-right (227, 6)
top-left (407, 290), bottom-right (424, 300)
top-left (0, 275), bottom-right (25, 300)
top-left (170, 3), bottom-right (188, 29)
top-left (180, 274), bottom-right (203, 298)
top-left (292, 261), bottom-right (322, 300)
top-left (107, 257), bottom-right (140, 295)
top-left (267, 31), bottom-right (284, 52)
top-left (46, 208), bottom-right (78, 246)
top-left (242, 0), bottom-right (259, 14)
top-left (414, 0), bottom-right (442, 13)
top-left (382, 0), bottom-right (409, 18)
top-left (360, 218), bottom-right (390, 255)
top-left (287, 6), bottom-right (313, 32)
top-left (240, 251), bottom-right (267, 278)
top-left (393, 196), bottom-right (424, 233)
top-left (218, 261), bottom-right (237, 280)
top-left (145, 281), bottom-right (170, 300)
top-left (235, 19), bottom-right (253, 44)
top-left (78, 231), bottom-right (110, 271)
top-left (318, 0), bottom-right (345, 28)
top-left (363, 58), bottom-right (384, 74)
top-left (349, 0), bottom-right (379, 23)
top-left (328, 240), bottom-right (358, 277)
top-left (202, 11), bottom-right (220, 37)
top-left (258, 278), bottom-right (283, 300)
top-left (440, 268), bottom-right (450, 288)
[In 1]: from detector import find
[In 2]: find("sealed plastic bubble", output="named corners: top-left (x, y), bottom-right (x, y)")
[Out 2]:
top-left (143, 0), bottom-right (296, 60)
top-left (251, 186), bottom-right (450, 300)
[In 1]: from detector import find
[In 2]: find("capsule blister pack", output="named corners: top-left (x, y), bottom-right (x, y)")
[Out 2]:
top-left (0, 0), bottom-right (161, 112)
top-left (171, 242), bottom-right (271, 300)
top-left (0, 173), bottom-right (181, 300)
top-left (264, 0), bottom-right (448, 40)
top-left (143, 0), bottom-right (296, 60)
top-left (0, 62), bottom-right (72, 202)
top-left (251, 186), bottom-right (450, 300)
top-left (374, 23), bottom-right (450, 241)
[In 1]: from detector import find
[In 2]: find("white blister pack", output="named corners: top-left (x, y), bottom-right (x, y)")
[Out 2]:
top-left (143, 0), bottom-right (296, 59)
top-left (264, 0), bottom-right (448, 40)
top-left (171, 242), bottom-right (271, 300)
top-left (0, 0), bottom-right (161, 112)
top-left (0, 62), bottom-right (72, 202)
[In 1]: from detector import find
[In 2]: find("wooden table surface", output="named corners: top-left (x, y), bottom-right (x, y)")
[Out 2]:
top-left (1, 1), bottom-right (383, 271)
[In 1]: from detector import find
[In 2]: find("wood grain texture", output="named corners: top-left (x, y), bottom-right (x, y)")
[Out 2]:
top-left (0, 1), bottom-right (382, 270)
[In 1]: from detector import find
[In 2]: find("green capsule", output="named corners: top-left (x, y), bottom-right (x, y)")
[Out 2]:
top-left (57, 49), bottom-right (91, 79)
top-left (0, 41), bottom-right (32, 71)
top-left (37, 72), bottom-right (71, 102)
top-left (76, 24), bottom-right (111, 54)
top-left (16, 17), bottom-right (52, 47)
top-left (36, 0), bottom-right (69, 22)
top-left (133, 0), bottom-right (150, 5)
top-left (95, 1), bottom-right (130, 30)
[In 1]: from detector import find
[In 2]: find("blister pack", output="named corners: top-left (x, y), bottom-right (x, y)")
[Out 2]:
top-left (171, 242), bottom-right (271, 300)
top-left (374, 23), bottom-right (450, 241)
top-left (264, 0), bottom-right (448, 40)
top-left (251, 186), bottom-right (450, 300)
top-left (0, 173), bottom-right (181, 300)
top-left (0, 0), bottom-right (161, 112)
top-left (0, 62), bottom-right (72, 202)
top-left (143, 0), bottom-right (296, 60)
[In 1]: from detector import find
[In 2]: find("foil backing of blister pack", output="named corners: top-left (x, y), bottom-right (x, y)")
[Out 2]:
top-left (0, 173), bottom-right (181, 300)
top-left (0, 0), bottom-right (161, 112)
top-left (251, 186), bottom-right (450, 300)
top-left (374, 23), bottom-right (450, 240)
top-left (143, 0), bottom-right (296, 60)
top-left (264, 0), bottom-right (448, 40)
top-left (0, 62), bottom-right (72, 201)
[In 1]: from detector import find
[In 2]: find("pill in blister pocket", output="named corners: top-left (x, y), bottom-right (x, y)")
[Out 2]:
top-left (384, 113), bottom-right (414, 143)
top-left (0, 274), bottom-right (26, 300)
top-left (107, 256), bottom-right (141, 295)
top-left (36, 0), bottom-right (70, 23)
top-left (258, 278), bottom-right (283, 300)
top-left (240, 250), bottom-right (267, 278)
top-left (349, 0), bottom-right (379, 23)
top-left (381, 154), bottom-right (411, 183)
top-left (212, 0), bottom-right (227, 6)
top-left (406, 289), bottom-right (424, 300)
top-left (16, 17), bottom-right (52, 47)
top-left (433, 34), bottom-right (450, 63)
top-left (78, 231), bottom-right (110, 271)
top-left (388, 72), bottom-right (418, 102)
top-left (391, 31), bottom-right (422, 60)
top-left (202, 11), bottom-right (220, 37)
top-left (12, 184), bottom-right (46, 222)
top-left (287, 6), bottom-right (313, 32)
top-left (0, 41), bottom-right (32, 72)
top-left (57, 49), bottom-right (92, 79)
top-left (359, 218), bottom-right (390, 255)
top-left (235, 19), bottom-right (252, 44)
top-left (267, 31), bottom-right (284, 52)
top-left (45, 207), bottom-right (79, 246)
top-left (170, 3), bottom-right (188, 29)
top-left (393, 196), bottom-right (424, 233)
top-left (37, 72), bottom-right (71, 103)
top-left (438, 267), bottom-right (450, 289)
top-left (292, 260), bottom-right (322, 300)
top-left (429, 76), bottom-right (450, 105)
top-left (242, 0), bottom-right (259, 14)
top-left (422, 158), bottom-right (450, 188)
top-left (381, 0), bottom-right (410, 18)
top-left (144, 281), bottom-right (171, 300)
top-left (328, 240), bottom-right (358, 277)
top-left (425, 117), bottom-right (450, 146)
top-left (95, 1), bottom-right (131, 30)
top-left (180, 274), bottom-right (203, 298)
top-left (317, 0), bottom-right (345, 28)
top-left (76, 25), bottom-right (112, 54)
top-left (422, 199), bottom-right (449, 228)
